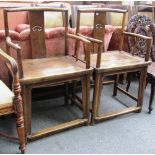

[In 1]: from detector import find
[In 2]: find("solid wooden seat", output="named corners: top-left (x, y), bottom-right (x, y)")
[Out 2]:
top-left (0, 80), bottom-right (14, 110)
top-left (80, 51), bottom-right (150, 71)
top-left (21, 56), bottom-right (91, 84)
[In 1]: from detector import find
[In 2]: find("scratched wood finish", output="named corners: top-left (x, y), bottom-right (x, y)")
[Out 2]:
top-left (75, 8), bottom-right (152, 124)
top-left (0, 49), bottom-right (26, 153)
top-left (3, 7), bottom-right (93, 140)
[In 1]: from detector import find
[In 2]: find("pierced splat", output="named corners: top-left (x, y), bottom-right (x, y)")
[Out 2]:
top-left (29, 11), bottom-right (46, 58)
top-left (127, 14), bottom-right (155, 58)
top-left (93, 12), bottom-right (106, 53)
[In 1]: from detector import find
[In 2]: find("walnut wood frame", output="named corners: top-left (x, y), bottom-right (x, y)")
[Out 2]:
top-left (0, 49), bottom-right (25, 153)
top-left (3, 7), bottom-right (93, 140)
top-left (75, 8), bottom-right (152, 124)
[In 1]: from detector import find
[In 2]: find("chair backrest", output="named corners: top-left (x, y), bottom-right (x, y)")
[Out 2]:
top-left (3, 7), bottom-right (69, 59)
top-left (76, 8), bottom-right (127, 53)
top-left (127, 14), bottom-right (155, 61)
top-left (105, 4), bottom-right (131, 26)
top-left (132, 5), bottom-right (154, 21)
top-left (71, 5), bottom-right (106, 28)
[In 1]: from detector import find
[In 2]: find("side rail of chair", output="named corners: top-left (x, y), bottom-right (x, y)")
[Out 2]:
top-left (123, 31), bottom-right (152, 61)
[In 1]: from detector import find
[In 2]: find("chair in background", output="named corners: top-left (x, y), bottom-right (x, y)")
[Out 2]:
top-left (75, 8), bottom-right (152, 124)
top-left (132, 5), bottom-right (154, 21)
top-left (126, 14), bottom-right (155, 114)
top-left (105, 4), bottom-right (132, 26)
top-left (0, 49), bottom-right (25, 153)
top-left (3, 7), bottom-right (92, 140)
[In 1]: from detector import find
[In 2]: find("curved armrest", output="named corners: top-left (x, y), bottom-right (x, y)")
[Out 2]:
top-left (67, 33), bottom-right (91, 68)
top-left (77, 33), bottom-right (103, 44)
top-left (5, 37), bottom-right (23, 78)
top-left (6, 37), bottom-right (21, 51)
top-left (0, 49), bottom-right (18, 74)
top-left (0, 49), bottom-right (18, 75)
top-left (123, 31), bottom-right (152, 61)
top-left (67, 33), bottom-right (91, 44)
top-left (123, 32), bottom-right (152, 40)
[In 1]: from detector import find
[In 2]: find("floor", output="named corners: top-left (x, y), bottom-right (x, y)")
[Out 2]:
top-left (0, 80), bottom-right (155, 154)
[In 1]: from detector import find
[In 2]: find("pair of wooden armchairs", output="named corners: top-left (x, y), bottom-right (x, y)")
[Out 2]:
top-left (0, 7), bottom-right (152, 153)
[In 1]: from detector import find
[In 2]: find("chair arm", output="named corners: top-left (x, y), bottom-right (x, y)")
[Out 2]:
top-left (123, 31), bottom-right (152, 61)
top-left (6, 37), bottom-right (21, 51)
top-left (123, 32), bottom-right (152, 40)
top-left (67, 33), bottom-right (91, 68)
top-left (0, 48), bottom-right (18, 75)
top-left (5, 36), bottom-right (23, 78)
top-left (67, 33), bottom-right (91, 44)
top-left (77, 33), bottom-right (103, 44)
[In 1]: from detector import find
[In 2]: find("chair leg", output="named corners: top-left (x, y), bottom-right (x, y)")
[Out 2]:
top-left (91, 73), bottom-right (103, 125)
top-left (137, 67), bottom-right (147, 112)
top-left (71, 81), bottom-right (77, 104)
top-left (113, 74), bottom-right (119, 96)
top-left (16, 114), bottom-right (26, 154)
top-left (64, 82), bottom-right (69, 105)
top-left (13, 84), bottom-right (26, 153)
top-left (82, 75), bottom-right (90, 125)
top-left (149, 84), bottom-right (155, 114)
top-left (126, 73), bottom-right (132, 91)
top-left (22, 86), bottom-right (31, 136)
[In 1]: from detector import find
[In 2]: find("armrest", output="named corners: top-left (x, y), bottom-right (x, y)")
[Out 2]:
top-left (77, 33), bottom-right (103, 44)
top-left (5, 37), bottom-right (23, 78)
top-left (67, 33), bottom-right (91, 68)
top-left (123, 31), bottom-right (152, 61)
top-left (6, 37), bottom-right (21, 51)
top-left (123, 32), bottom-right (152, 40)
top-left (0, 48), bottom-right (18, 75)
top-left (67, 33), bottom-right (91, 44)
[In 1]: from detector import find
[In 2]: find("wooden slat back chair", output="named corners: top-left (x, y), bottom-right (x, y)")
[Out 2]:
top-left (3, 7), bottom-right (92, 140)
top-left (75, 8), bottom-right (152, 125)
top-left (0, 49), bottom-right (25, 153)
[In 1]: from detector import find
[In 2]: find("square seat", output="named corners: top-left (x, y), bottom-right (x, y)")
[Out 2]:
top-left (21, 56), bottom-right (92, 84)
top-left (80, 51), bottom-right (150, 72)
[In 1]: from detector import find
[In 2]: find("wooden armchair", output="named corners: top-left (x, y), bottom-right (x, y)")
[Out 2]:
top-left (75, 8), bottom-right (152, 124)
top-left (0, 49), bottom-right (25, 153)
top-left (125, 14), bottom-right (155, 114)
top-left (3, 7), bottom-right (93, 140)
